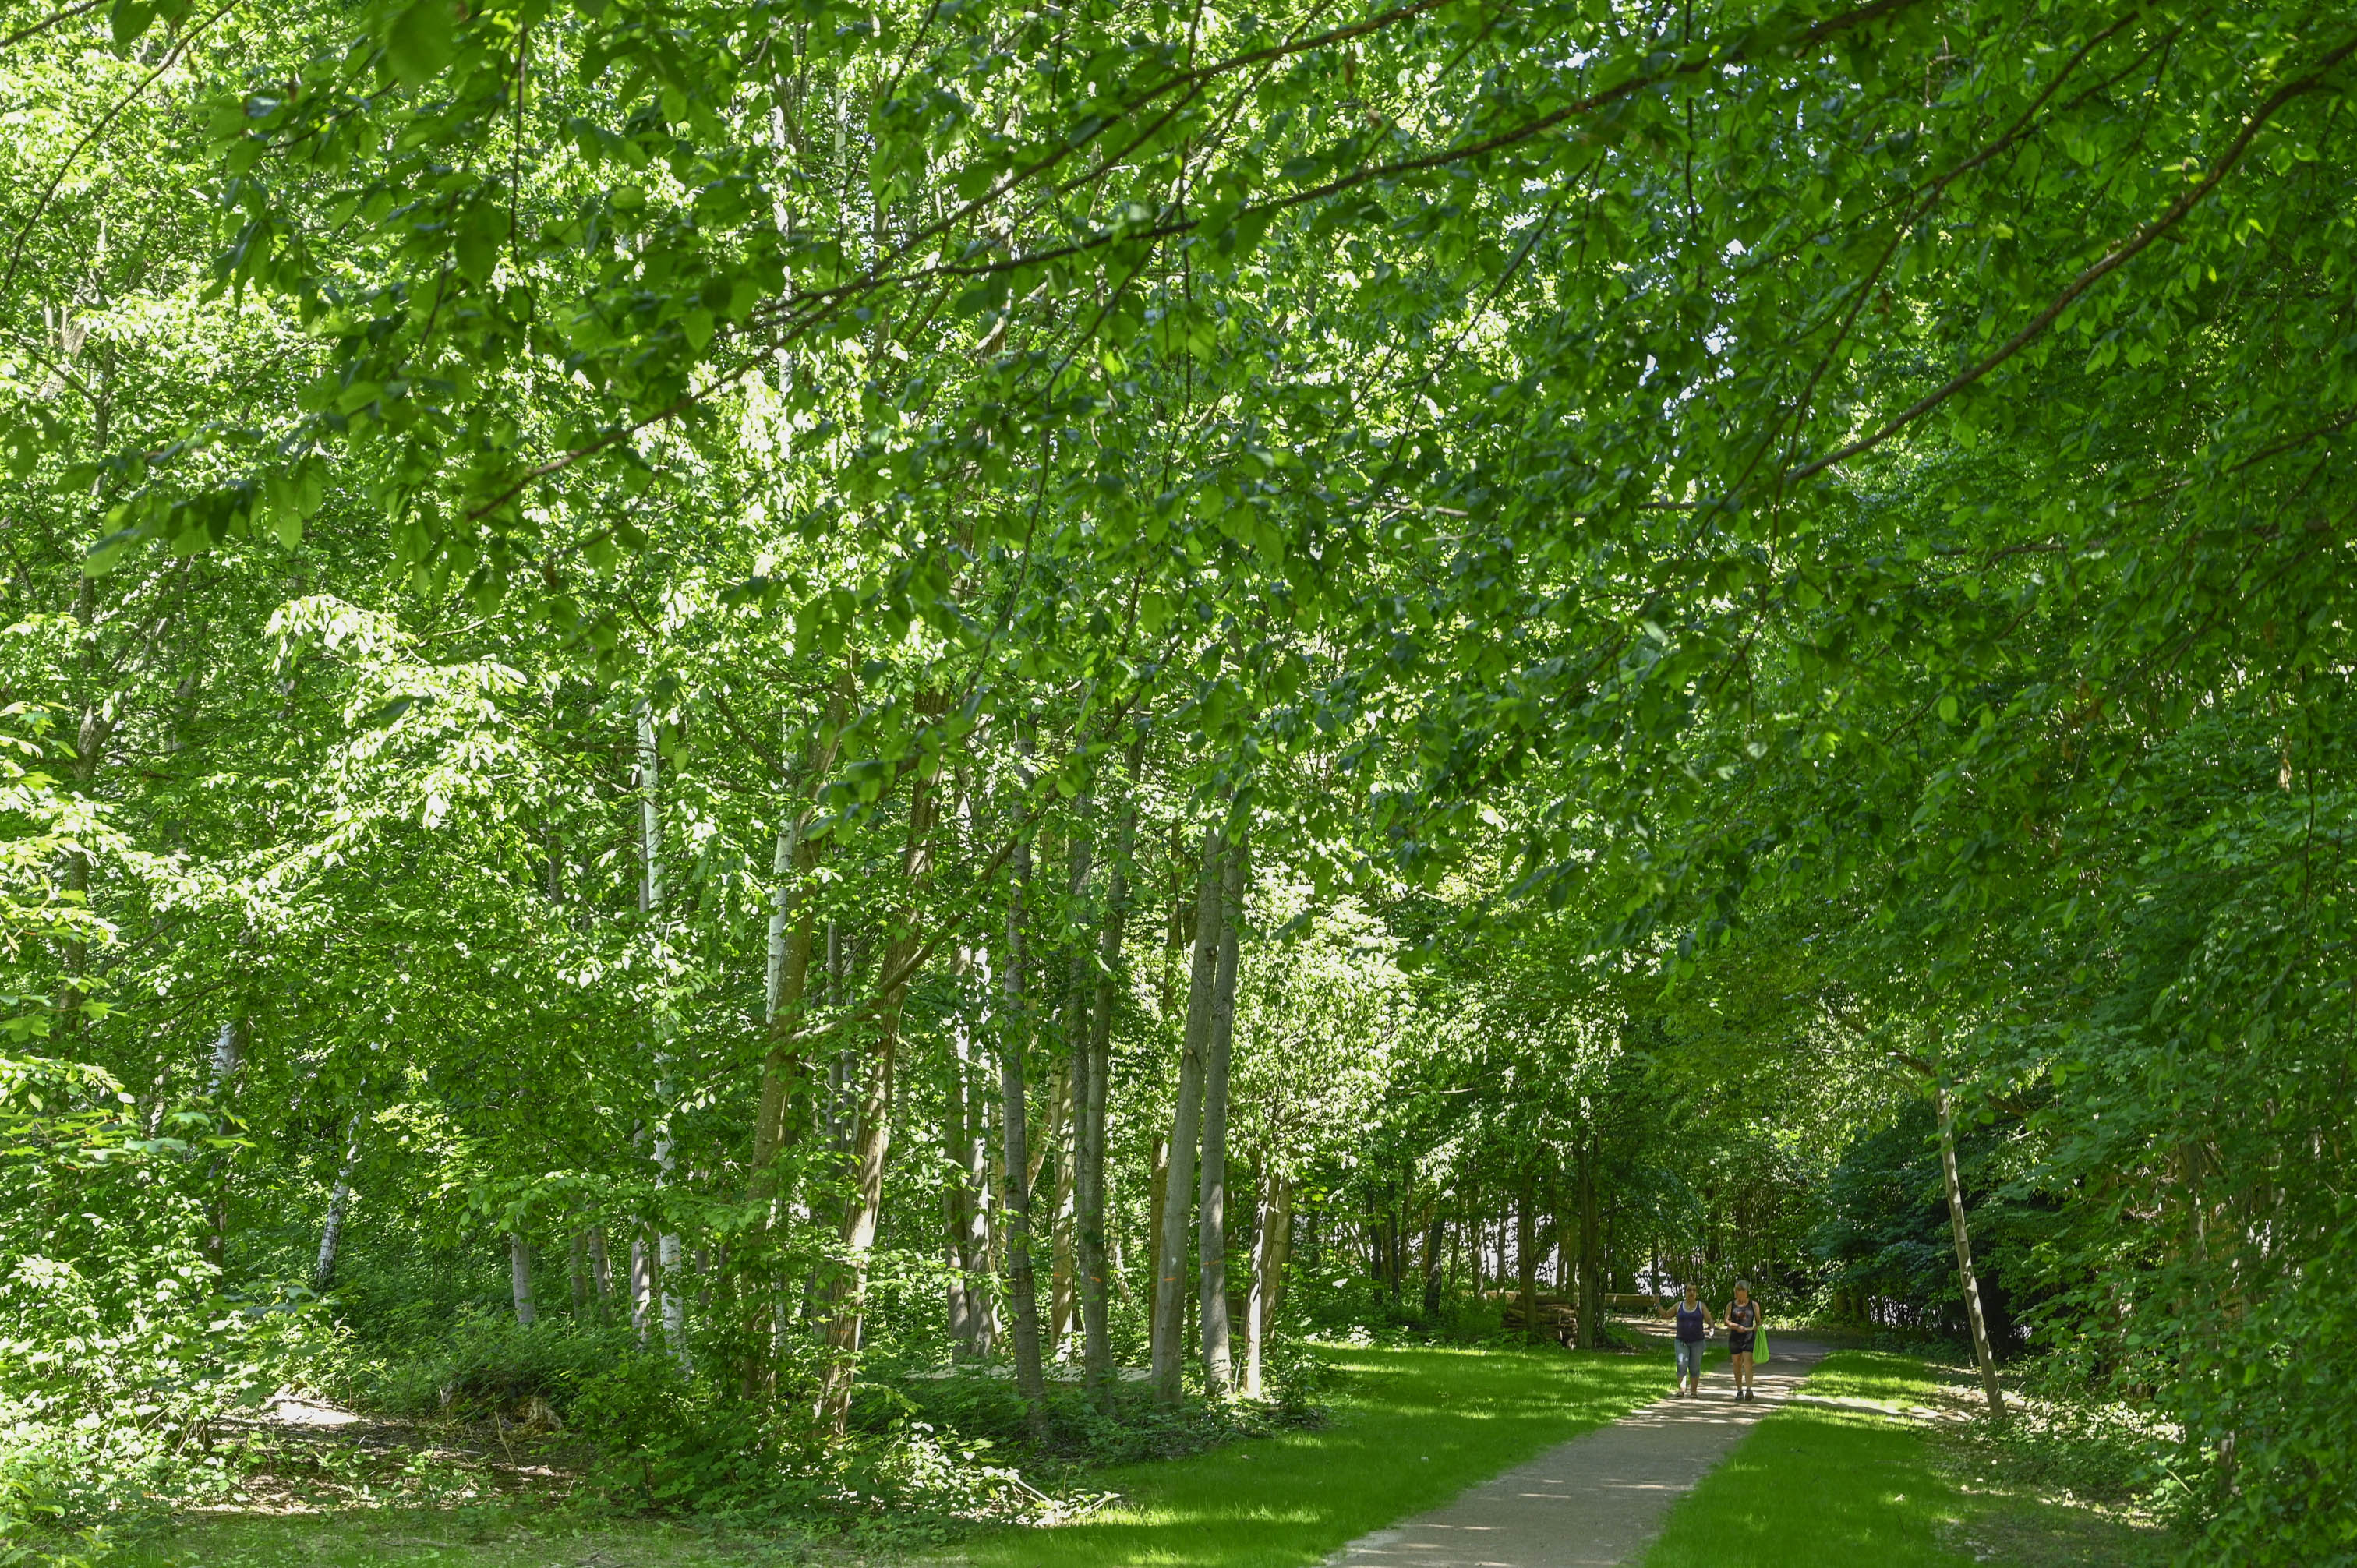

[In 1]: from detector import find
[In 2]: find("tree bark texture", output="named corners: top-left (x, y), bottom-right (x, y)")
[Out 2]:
top-left (510, 1232), bottom-right (537, 1325)
top-left (1420, 1199), bottom-right (1445, 1319)
top-left (995, 814), bottom-right (1051, 1434)
top-left (1245, 1165), bottom-right (1292, 1397)
top-left (1154, 827), bottom-right (1224, 1400)
top-left (1517, 1171), bottom-right (1539, 1344)
top-left (1147, 1133), bottom-right (1169, 1370)
top-left (943, 949), bottom-right (986, 1358)
top-left (813, 757), bottom-right (939, 1433)
top-left (1077, 758), bottom-right (1137, 1404)
top-left (1938, 1082), bottom-right (2007, 1420)
top-left (313, 1112), bottom-right (359, 1291)
top-left (1199, 838), bottom-right (1246, 1395)
top-left (1578, 1128), bottom-right (1605, 1348)
top-left (747, 691), bottom-right (845, 1208)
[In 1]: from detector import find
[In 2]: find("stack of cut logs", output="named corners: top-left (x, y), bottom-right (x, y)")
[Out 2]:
top-left (1499, 1296), bottom-right (1578, 1346)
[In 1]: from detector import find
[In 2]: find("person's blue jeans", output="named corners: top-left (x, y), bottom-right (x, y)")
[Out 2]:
top-left (1676, 1339), bottom-right (1703, 1382)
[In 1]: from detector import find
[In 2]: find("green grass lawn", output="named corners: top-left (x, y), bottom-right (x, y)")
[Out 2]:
top-left (1643, 1352), bottom-right (2173, 1568)
top-left (121, 1340), bottom-right (1676, 1568)
top-left (952, 1340), bottom-right (1677, 1568)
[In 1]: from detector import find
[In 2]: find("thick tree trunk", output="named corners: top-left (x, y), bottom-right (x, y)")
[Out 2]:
top-left (1199, 839), bottom-right (1246, 1396)
top-left (1154, 828), bottom-right (1224, 1400)
top-left (510, 1232), bottom-right (537, 1325)
top-left (1245, 1164), bottom-right (1291, 1397)
top-left (1078, 761), bottom-right (1137, 1404)
top-left (1938, 1083), bottom-right (2006, 1420)
top-left (997, 818), bottom-right (1051, 1435)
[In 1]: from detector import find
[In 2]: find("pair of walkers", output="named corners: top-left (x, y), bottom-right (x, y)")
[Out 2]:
top-left (1657, 1282), bottom-right (1763, 1399)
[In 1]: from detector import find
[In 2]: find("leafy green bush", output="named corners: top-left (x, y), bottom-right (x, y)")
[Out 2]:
top-left (341, 1308), bottom-right (630, 1421)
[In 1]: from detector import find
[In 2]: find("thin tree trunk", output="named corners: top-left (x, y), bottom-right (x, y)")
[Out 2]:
top-left (1079, 750), bottom-right (1138, 1404)
top-left (1938, 1082), bottom-right (2006, 1420)
top-left (313, 1112), bottom-right (360, 1291)
top-left (1264, 1174), bottom-right (1292, 1336)
top-left (1147, 1134), bottom-right (1169, 1369)
top-left (203, 1018), bottom-right (243, 1276)
top-left (1578, 1128), bottom-right (1605, 1349)
top-left (747, 747), bottom-right (834, 1196)
top-left (1050, 1157), bottom-right (1077, 1355)
top-left (997, 803), bottom-right (1051, 1436)
top-left (1044, 1058), bottom-right (1076, 1353)
top-left (571, 1229), bottom-right (590, 1316)
top-left (1154, 828), bottom-right (1224, 1400)
top-left (1419, 1199), bottom-right (1446, 1319)
top-left (588, 1227), bottom-right (614, 1322)
top-left (510, 1232), bottom-right (537, 1325)
top-left (945, 946), bottom-right (983, 1357)
top-left (1517, 1171), bottom-right (1539, 1344)
top-left (634, 705), bottom-right (687, 1363)
top-left (1199, 839), bottom-right (1246, 1395)
top-left (814, 755), bottom-right (939, 1432)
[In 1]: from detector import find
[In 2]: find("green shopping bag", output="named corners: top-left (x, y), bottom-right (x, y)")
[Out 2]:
top-left (1756, 1330), bottom-right (1770, 1365)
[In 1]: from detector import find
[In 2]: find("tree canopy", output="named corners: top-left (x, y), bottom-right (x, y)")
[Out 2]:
top-left (5, 0), bottom-right (2355, 1558)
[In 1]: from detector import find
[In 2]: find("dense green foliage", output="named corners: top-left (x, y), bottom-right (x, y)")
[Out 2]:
top-left (5, 0), bottom-right (2355, 1559)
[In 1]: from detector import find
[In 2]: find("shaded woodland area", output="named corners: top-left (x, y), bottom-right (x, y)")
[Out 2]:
top-left (3, 0), bottom-right (2355, 1562)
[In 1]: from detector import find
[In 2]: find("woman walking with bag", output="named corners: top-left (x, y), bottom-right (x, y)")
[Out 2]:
top-left (1723, 1281), bottom-right (1762, 1400)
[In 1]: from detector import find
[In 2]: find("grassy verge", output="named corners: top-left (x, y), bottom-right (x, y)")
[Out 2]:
top-left (1642, 1351), bottom-right (2174, 1568)
top-left (951, 1340), bottom-right (1675, 1568)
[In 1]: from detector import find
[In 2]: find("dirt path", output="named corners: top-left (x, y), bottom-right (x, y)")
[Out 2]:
top-left (1325, 1336), bottom-right (1832, 1568)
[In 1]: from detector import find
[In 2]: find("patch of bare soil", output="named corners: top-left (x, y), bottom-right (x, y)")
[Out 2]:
top-left (204, 1390), bottom-right (588, 1513)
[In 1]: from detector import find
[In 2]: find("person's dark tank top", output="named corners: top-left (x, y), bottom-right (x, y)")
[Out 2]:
top-left (1676, 1305), bottom-right (1706, 1341)
top-left (1730, 1301), bottom-right (1757, 1330)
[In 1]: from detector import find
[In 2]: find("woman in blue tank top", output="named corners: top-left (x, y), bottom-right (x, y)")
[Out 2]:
top-left (1655, 1286), bottom-right (1712, 1397)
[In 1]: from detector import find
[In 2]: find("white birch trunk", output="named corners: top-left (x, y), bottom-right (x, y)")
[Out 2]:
top-left (510, 1232), bottom-right (537, 1325)
top-left (638, 703), bottom-right (687, 1366)
top-left (313, 1113), bottom-right (360, 1291)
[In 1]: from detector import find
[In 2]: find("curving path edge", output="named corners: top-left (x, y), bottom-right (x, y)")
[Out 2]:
top-left (1323, 1336), bottom-right (1832, 1568)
